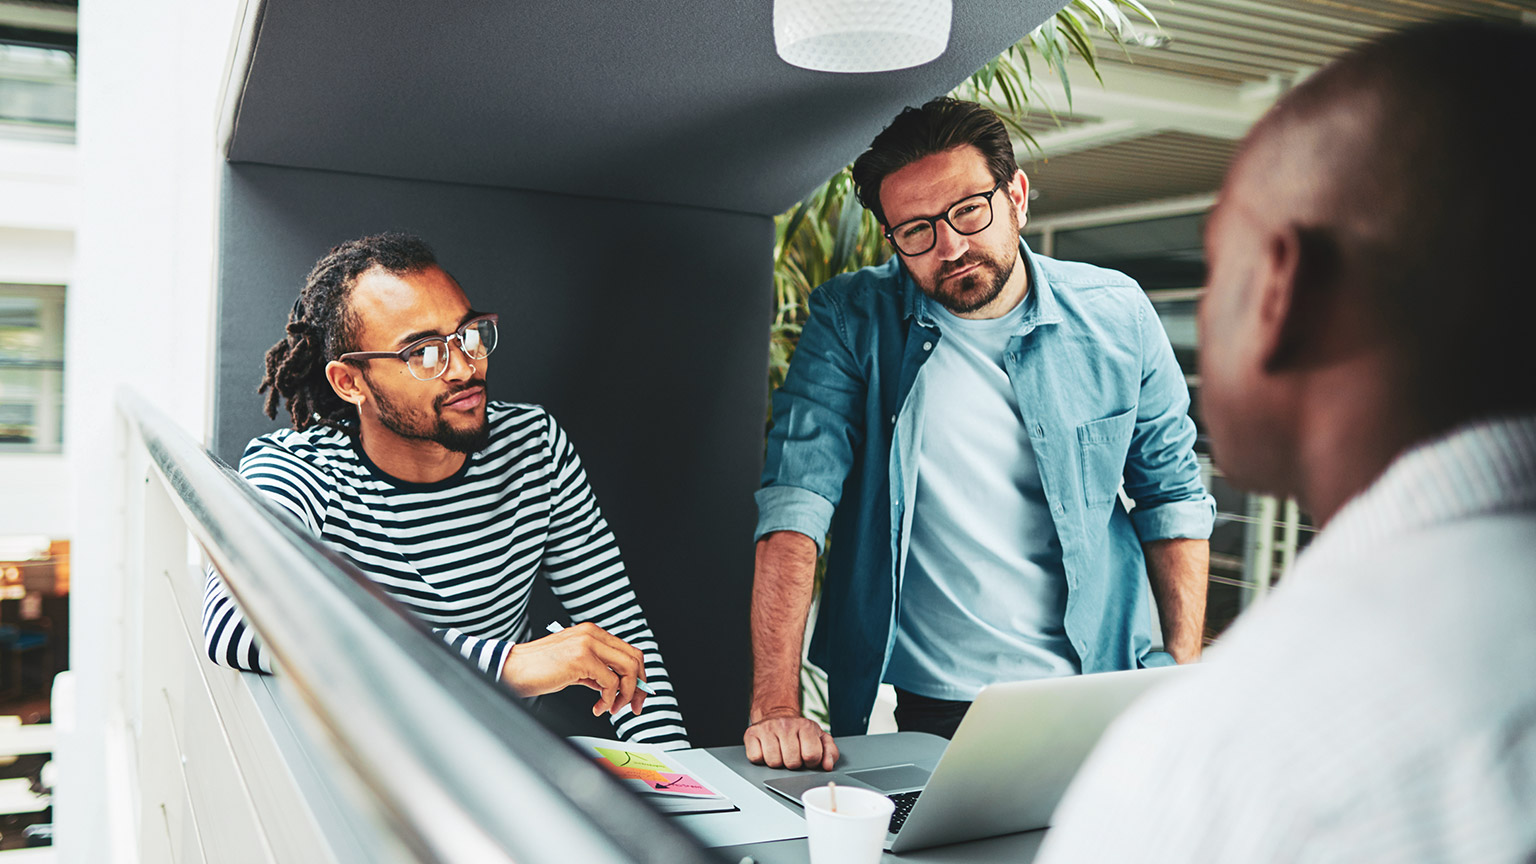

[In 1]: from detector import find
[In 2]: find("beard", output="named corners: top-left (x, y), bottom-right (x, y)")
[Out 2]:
top-left (921, 248), bottom-right (1016, 314)
top-left (914, 221), bottom-right (1022, 314)
top-left (369, 376), bottom-right (491, 454)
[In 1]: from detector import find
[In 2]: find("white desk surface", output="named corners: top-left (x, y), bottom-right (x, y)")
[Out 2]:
top-left (702, 732), bottom-right (1046, 864)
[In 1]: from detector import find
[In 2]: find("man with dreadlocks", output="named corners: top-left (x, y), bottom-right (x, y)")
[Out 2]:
top-left (202, 232), bottom-right (688, 747)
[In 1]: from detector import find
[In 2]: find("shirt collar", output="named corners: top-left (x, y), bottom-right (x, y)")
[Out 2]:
top-left (901, 239), bottom-right (1061, 333)
top-left (1305, 413), bottom-right (1536, 563)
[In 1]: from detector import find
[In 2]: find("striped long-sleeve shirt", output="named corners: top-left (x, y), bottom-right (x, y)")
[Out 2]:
top-left (202, 401), bottom-right (689, 747)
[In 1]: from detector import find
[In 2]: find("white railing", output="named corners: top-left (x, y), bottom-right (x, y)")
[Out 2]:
top-left (118, 389), bottom-right (722, 864)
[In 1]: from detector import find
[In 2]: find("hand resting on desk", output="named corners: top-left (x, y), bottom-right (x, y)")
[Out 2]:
top-left (744, 709), bottom-right (839, 771)
top-left (499, 621), bottom-right (648, 717)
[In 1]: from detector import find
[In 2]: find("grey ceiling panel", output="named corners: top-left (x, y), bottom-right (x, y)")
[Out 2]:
top-left (226, 0), bottom-right (1065, 216)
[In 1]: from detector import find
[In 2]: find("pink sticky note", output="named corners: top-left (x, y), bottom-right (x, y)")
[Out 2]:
top-left (652, 773), bottom-right (711, 795)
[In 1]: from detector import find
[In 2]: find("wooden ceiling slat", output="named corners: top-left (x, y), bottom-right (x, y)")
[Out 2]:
top-left (1017, 1), bottom-right (1518, 216)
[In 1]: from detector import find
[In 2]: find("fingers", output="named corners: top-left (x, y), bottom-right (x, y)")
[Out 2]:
top-left (757, 725), bottom-right (786, 768)
top-left (514, 622), bottom-right (650, 716)
top-left (572, 622), bottom-right (646, 672)
top-left (744, 717), bottom-right (837, 770)
top-left (820, 732), bottom-right (840, 771)
top-left (584, 637), bottom-right (646, 716)
top-left (612, 667), bottom-right (638, 716)
top-left (579, 666), bottom-right (620, 716)
top-left (796, 723), bottom-right (824, 770)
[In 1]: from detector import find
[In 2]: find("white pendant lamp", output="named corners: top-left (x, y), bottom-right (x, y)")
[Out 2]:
top-left (774, 0), bottom-right (952, 73)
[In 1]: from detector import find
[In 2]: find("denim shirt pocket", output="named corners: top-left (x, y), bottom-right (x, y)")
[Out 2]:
top-left (1076, 406), bottom-right (1136, 507)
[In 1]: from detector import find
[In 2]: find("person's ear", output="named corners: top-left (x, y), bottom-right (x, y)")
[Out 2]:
top-left (1257, 223), bottom-right (1338, 374)
top-left (326, 360), bottom-right (368, 408)
top-left (1010, 170), bottom-right (1029, 227)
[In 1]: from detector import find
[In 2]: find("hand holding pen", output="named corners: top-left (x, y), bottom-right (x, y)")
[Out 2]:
top-left (497, 620), bottom-right (653, 717)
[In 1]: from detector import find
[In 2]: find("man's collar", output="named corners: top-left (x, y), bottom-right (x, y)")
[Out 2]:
top-left (901, 239), bottom-right (1061, 331)
top-left (1306, 413), bottom-right (1536, 564)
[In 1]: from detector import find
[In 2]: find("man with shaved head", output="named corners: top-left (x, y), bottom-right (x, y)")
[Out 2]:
top-left (1038, 20), bottom-right (1536, 861)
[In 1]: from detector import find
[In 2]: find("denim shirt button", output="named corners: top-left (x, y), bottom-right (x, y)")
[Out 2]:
top-left (922, 341), bottom-right (933, 351)
top-left (890, 414), bottom-right (897, 424)
top-left (1054, 503), bottom-right (1065, 515)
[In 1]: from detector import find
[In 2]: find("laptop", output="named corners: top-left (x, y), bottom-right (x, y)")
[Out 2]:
top-left (763, 664), bottom-right (1194, 852)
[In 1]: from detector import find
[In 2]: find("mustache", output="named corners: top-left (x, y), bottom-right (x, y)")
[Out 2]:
top-left (434, 378), bottom-right (488, 410)
top-left (938, 255), bottom-right (987, 279)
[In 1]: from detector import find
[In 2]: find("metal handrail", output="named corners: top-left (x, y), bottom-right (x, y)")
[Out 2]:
top-left (119, 388), bottom-right (722, 864)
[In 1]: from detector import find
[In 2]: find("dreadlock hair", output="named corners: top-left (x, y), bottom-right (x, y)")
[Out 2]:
top-left (258, 232), bottom-right (439, 431)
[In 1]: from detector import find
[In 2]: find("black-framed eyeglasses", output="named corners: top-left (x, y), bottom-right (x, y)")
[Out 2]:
top-left (339, 314), bottom-right (499, 381)
top-left (884, 180), bottom-right (1006, 257)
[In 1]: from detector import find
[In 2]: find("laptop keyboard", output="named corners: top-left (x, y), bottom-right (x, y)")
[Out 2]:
top-left (888, 790), bottom-right (922, 834)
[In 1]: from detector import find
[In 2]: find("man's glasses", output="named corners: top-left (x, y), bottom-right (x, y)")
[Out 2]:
top-left (340, 314), bottom-right (499, 381)
top-left (884, 180), bottom-right (1005, 257)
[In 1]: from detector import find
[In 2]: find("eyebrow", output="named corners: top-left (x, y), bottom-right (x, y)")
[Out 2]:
top-left (888, 183), bottom-right (1000, 228)
top-left (393, 309), bottom-right (485, 348)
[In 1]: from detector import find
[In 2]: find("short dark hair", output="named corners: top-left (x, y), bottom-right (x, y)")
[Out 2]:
top-left (257, 232), bottom-right (439, 431)
top-left (851, 97), bottom-right (1019, 226)
top-left (1247, 19), bottom-right (1536, 423)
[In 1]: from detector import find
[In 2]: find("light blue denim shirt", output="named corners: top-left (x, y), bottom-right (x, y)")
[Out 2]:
top-left (755, 241), bottom-right (1215, 735)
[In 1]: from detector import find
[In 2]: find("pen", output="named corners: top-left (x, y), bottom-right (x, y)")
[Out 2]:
top-left (546, 621), bottom-right (657, 695)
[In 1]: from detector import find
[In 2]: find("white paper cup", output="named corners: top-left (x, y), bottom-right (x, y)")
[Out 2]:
top-left (801, 785), bottom-right (894, 864)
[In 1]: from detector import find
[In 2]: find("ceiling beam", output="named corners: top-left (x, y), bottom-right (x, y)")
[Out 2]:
top-left (1015, 56), bottom-right (1273, 143)
top-left (1018, 117), bottom-right (1144, 161)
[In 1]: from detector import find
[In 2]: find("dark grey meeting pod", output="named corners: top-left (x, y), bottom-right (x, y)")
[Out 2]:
top-left (212, 0), bottom-right (1065, 747)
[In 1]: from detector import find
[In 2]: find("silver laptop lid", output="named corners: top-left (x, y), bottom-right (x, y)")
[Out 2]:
top-left (889, 664), bottom-right (1196, 853)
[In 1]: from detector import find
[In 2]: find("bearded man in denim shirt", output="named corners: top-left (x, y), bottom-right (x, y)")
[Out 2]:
top-left (744, 99), bottom-right (1215, 771)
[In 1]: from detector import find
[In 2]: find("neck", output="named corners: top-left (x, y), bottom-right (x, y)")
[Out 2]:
top-left (355, 416), bottom-right (467, 484)
top-left (953, 248), bottom-right (1030, 320)
top-left (1291, 358), bottom-right (1428, 527)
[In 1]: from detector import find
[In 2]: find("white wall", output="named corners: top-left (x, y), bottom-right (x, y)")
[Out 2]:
top-left (0, 139), bottom-right (76, 232)
top-left (0, 226), bottom-right (73, 282)
top-left (63, 0), bottom-right (240, 861)
top-left (0, 455), bottom-right (73, 534)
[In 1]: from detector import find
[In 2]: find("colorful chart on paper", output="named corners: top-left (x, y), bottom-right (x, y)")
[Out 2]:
top-left (594, 746), bottom-right (717, 796)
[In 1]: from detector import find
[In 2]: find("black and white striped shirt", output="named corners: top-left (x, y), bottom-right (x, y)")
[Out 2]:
top-left (202, 401), bottom-right (689, 747)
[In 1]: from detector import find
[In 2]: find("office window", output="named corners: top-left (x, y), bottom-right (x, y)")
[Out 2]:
top-left (0, 40), bottom-right (76, 142)
top-left (0, 284), bottom-right (66, 453)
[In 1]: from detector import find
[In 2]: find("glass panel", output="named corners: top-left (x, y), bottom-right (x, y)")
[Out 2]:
top-left (0, 286), bottom-right (65, 452)
top-left (0, 42), bottom-right (76, 142)
top-left (1054, 214), bottom-right (1205, 292)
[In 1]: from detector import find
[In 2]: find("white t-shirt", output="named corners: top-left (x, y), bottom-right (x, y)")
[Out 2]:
top-left (884, 299), bottom-right (1079, 701)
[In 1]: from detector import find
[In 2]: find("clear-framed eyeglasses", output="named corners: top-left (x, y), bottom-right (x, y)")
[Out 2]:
top-left (884, 180), bottom-right (1005, 257)
top-left (339, 314), bottom-right (499, 381)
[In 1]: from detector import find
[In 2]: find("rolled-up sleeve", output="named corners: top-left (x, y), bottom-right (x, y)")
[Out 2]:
top-left (756, 284), bottom-right (866, 554)
top-left (1124, 291), bottom-right (1216, 542)
top-left (753, 485), bottom-right (837, 552)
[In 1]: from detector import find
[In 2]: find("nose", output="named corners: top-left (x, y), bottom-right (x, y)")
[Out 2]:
top-left (932, 219), bottom-right (969, 261)
top-left (442, 334), bottom-right (475, 382)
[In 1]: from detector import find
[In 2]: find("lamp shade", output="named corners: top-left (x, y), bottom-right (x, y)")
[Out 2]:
top-left (773, 0), bottom-right (952, 73)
